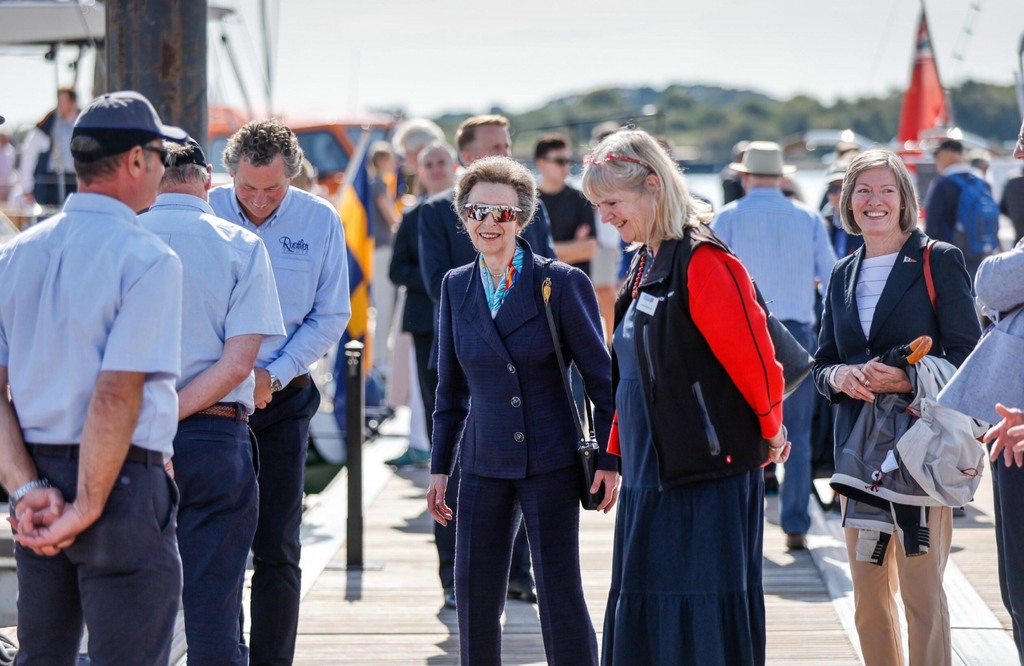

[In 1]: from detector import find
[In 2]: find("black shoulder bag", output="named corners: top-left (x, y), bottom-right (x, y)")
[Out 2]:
top-left (540, 262), bottom-right (604, 511)
top-left (751, 283), bottom-right (814, 399)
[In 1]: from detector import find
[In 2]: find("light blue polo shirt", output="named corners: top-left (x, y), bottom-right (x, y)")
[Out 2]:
top-left (712, 187), bottom-right (837, 326)
top-left (141, 193), bottom-right (286, 413)
top-left (0, 193), bottom-right (182, 455)
top-left (209, 185), bottom-right (350, 384)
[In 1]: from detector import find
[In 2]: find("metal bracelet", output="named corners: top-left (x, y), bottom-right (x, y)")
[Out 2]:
top-left (9, 478), bottom-right (51, 508)
top-left (768, 425), bottom-right (788, 450)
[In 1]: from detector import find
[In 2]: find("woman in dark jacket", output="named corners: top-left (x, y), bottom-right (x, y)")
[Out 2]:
top-left (427, 156), bottom-right (617, 665)
top-left (813, 148), bottom-right (980, 665)
top-left (581, 129), bottom-right (789, 665)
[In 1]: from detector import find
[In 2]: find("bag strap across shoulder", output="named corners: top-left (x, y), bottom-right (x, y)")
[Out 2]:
top-left (540, 260), bottom-right (592, 442)
top-left (923, 240), bottom-right (937, 313)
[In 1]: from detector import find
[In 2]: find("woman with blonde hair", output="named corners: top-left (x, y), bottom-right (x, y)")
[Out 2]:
top-left (582, 129), bottom-right (789, 665)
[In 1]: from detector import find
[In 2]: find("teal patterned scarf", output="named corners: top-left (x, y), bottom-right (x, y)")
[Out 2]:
top-left (479, 245), bottom-right (525, 318)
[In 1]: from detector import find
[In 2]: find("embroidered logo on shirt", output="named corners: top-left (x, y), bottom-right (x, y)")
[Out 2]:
top-left (280, 237), bottom-right (310, 255)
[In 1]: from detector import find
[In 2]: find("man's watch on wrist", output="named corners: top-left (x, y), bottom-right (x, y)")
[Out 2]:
top-left (269, 373), bottom-right (283, 393)
top-left (10, 478), bottom-right (51, 508)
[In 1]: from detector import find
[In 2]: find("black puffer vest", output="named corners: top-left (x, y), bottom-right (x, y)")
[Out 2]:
top-left (612, 224), bottom-right (770, 489)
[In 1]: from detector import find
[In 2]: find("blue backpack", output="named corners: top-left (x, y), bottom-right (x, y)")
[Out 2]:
top-left (948, 172), bottom-right (1000, 255)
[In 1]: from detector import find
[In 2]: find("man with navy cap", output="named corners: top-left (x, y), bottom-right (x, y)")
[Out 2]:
top-left (141, 138), bottom-right (286, 666)
top-left (0, 90), bottom-right (186, 664)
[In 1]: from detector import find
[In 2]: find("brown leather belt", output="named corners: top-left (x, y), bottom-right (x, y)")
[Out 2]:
top-left (287, 374), bottom-right (312, 389)
top-left (196, 403), bottom-right (249, 423)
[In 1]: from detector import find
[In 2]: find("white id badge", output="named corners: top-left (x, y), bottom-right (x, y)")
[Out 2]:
top-left (636, 292), bottom-right (659, 316)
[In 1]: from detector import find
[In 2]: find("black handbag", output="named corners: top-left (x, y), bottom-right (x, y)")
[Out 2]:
top-left (540, 262), bottom-right (604, 511)
top-left (752, 283), bottom-right (814, 399)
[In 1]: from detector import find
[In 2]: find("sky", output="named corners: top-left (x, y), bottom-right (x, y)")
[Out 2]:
top-left (1, 0), bottom-right (1022, 129)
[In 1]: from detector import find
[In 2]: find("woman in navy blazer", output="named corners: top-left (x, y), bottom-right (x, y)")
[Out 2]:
top-left (427, 156), bottom-right (617, 665)
top-left (813, 149), bottom-right (980, 665)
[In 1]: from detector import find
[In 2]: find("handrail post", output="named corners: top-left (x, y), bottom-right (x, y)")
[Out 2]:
top-left (344, 341), bottom-right (365, 568)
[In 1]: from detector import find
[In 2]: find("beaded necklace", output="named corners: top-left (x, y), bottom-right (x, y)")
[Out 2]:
top-left (631, 250), bottom-right (650, 299)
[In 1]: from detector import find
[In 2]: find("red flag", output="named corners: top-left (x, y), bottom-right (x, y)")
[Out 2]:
top-left (897, 12), bottom-right (948, 148)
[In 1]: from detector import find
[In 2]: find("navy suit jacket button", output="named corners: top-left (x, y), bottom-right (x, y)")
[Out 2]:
top-left (514, 432), bottom-right (525, 443)
top-left (511, 397), bottom-right (521, 407)
top-left (507, 363), bottom-right (516, 373)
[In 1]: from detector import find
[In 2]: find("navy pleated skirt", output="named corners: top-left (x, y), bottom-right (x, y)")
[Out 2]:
top-left (604, 308), bottom-right (766, 665)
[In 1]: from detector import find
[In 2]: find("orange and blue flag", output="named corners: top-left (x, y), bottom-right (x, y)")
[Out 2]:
top-left (333, 131), bottom-right (380, 428)
top-left (338, 131), bottom-right (375, 361)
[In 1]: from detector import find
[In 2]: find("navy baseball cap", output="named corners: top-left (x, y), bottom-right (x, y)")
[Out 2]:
top-left (166, 137), bottom-right (208, 169)
top-left (72, 90), bottom-right (187, 161)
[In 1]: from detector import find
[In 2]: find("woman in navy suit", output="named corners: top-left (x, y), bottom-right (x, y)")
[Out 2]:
top-left (813, 149), bottom-right (980, 665)
top-left (427, 156), bottom-right (617, 665)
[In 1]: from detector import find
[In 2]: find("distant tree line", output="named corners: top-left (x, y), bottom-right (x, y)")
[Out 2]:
top-left (429, 80), bottom-right (1019, 166)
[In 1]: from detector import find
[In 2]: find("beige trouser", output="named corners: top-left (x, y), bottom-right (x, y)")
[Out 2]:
top-left (844, 503), bottom-right (953, 666)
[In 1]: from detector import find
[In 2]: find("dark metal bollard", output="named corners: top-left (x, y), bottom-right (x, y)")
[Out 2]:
top-left (345, 341), bottom-right (365, 568)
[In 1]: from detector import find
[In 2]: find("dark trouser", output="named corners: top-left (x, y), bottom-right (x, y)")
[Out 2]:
top-left (456, 467), bottom-right (597, 665)
top-left (992, 459), bottom-right (1024, 663)
top-left (420, 333), bottom-right (532, 594)
top-left (779, 320), bottom-right (816, 536)
top-left (175, 409), bottom-right (258, 666)
top-left (33, 172), bottom-right (77, 207)
top-left (418, 333), bottom-right (457, 589)
top-left (14, 446), bottom-right (181, 665)
top-left (412, 332), bottom-right (435, 440)
top-left (246, 381), bottom-right (320, 666)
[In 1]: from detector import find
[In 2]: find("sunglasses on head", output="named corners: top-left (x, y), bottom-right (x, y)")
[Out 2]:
top-left (547, 157), bottom-right (573, 166)
top-left (827, 182), bottom-right (843, 195)
top-left (464, 203), bottom-right (523, 223)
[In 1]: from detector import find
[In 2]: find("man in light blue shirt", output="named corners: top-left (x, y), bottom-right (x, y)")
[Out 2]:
top-left (210, 119), bottom-right (350, 665)
top-left (141, 138), bottom-right (286, 666)
top-left (712, 141), bottom-right (836, 552)
top-left (0, 91), bottom-right (186, 665)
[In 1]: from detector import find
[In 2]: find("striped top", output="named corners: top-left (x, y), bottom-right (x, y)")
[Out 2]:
top-left (856, 252), bottom-right (899, 337)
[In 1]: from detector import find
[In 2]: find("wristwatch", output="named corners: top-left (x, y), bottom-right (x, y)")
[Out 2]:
top-left (10, 478), bottom-right (51, 508)
top-left (269, 373), bottom-right (283, 393)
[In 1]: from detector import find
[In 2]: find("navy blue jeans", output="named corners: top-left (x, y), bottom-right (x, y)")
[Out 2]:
top-left (14, 447), bottom-right (181, 665)
top-left (174, 409), bottom-right (258, 666)
top-left (779, 321), bottom-right (816, 536)
top-left (246, 381), bottom-right (320, 666)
